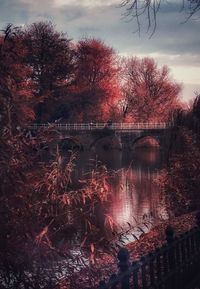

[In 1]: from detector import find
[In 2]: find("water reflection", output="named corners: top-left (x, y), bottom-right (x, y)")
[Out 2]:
top-left (72, 148), bottom-right (168, 244)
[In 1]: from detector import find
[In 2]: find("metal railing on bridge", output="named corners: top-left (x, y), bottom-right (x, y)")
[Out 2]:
top-left (28, 123), bottom-right (168, 131)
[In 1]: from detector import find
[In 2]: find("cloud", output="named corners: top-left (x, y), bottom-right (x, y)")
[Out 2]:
top-left (148, 53), bottom-right (200, 68)
top-left (0, 0), bottom-right (199, 101)
top-left (53, 0), bottom-right (118, 7)
top-left (178, 83), bottom-right (200, 103)
top-left (1, 0), bottom-right (199, 58)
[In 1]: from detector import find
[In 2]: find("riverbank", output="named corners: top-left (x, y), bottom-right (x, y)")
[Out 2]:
top-left (68, 211), bottom-right (198, 289)
top-left (127, 210), bottom-right (197, 259)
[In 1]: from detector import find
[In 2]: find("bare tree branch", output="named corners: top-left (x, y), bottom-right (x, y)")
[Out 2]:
top-left (120, 0), bottom-right (200, 35)
top-left (120, 0), bottom-right (161, 36)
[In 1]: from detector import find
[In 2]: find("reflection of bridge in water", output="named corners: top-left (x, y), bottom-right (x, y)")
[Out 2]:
top-left (28, 123), bottom-right (169, 150)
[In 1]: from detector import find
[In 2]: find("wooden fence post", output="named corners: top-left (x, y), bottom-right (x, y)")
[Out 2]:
top-left (109, 273), bottom-right (117, 289)
top-left (155, 248), bottom-right (162, 287)
top-left (196, 211), bottom-right (200, 250)
top-left (166, 225), bottom-right (176, 289)
top-left (166, 225), bottom-right (174, 245)
top-left (149, 252), bottom-right (155, 287)
top-left (97, 280), bottom-right (107, 289)
top-left (195, 212), bottom-right (200, 270)
top-left (166, 225), bottom-right (175, 270)
top-left (117, 248), bottom-right (130, 289)
top-left (132, 261), bottom-right (139, 289)
top-left (196, 211), bottom-right (200, 228)
top-left (141, 256), bottom-right (147, 289)
top-left (174, 236), bottom-right (182, 288)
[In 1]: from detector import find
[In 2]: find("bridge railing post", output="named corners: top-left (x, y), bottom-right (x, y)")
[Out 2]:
top-left (27, 122), bottom-right (168, 133)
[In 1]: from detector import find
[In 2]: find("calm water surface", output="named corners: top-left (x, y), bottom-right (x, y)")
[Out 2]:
top-left (70, 148), bottom-right (169, 246)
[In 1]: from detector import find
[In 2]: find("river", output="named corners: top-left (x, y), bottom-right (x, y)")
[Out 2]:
top-left (67, 147), bottom-right (169, 249)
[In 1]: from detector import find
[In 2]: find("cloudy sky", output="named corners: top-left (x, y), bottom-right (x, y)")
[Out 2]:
top-left (0, 0), bottom-right (200, 102)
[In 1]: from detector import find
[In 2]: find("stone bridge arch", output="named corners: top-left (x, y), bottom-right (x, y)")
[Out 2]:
top-left (131, 135), bottom-right (160, 149)
top-left (89, 134), bottom-right (122, 151)
top-left (59, 136), bottom-right (84, 151)
top-left (28, 123), bottom-right (167, 152)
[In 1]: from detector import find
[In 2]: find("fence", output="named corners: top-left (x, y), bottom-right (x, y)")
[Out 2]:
top-left (28, 123), bottom-right (168, 131)
top-left (91, 213), bottom-right (200, 289)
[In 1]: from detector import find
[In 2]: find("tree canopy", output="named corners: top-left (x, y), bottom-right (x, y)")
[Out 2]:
top-left (72, 38), bottom-right (121, 121)
top-left (121, 57), bottom-right (182, 122)
top-left (0, 22), bottom-right (182, 124)
top-left (23, 21), bottom-right (75, 122)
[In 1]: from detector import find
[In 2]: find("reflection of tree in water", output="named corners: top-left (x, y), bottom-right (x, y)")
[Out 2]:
top-left (107, 166), bottom-right (168, 236)
top-left (64, 148), bottom-right (169, 249)
top-left (131, 148), bottom-right (165, 171)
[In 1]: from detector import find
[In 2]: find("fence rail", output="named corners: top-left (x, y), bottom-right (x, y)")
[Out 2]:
top-left (89, 213), bottom-right (200, 289)
top-left (28, 123), bottom-right (168, 131)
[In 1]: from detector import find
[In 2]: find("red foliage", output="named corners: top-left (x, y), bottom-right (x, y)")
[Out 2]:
top-left (121, 57), bottom-right (182, 122)
top-left (0, 25), bottom-right (35, 130)
top-left (71, 38), bottom-right (121, 121)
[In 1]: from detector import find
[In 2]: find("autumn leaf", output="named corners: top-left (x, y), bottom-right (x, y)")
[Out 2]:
top-left (35, 226), bottom-right (48, 244)
top-left (90, 243), bottom-right (95, 253)
top-left (104, 214), bottom-right (115, 231)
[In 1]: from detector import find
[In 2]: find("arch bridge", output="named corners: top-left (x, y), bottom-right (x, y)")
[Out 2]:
top-left (28, 122), bottom-right (169, 151)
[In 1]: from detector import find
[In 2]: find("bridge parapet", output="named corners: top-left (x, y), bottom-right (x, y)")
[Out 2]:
top-left (28, 122), bottom-right (168, 131)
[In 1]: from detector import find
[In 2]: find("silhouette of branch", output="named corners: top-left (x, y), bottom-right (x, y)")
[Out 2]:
top-left (120, 0), bottom-right (200, 36)
top-left (120, 0), bottom-right (161, 36)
